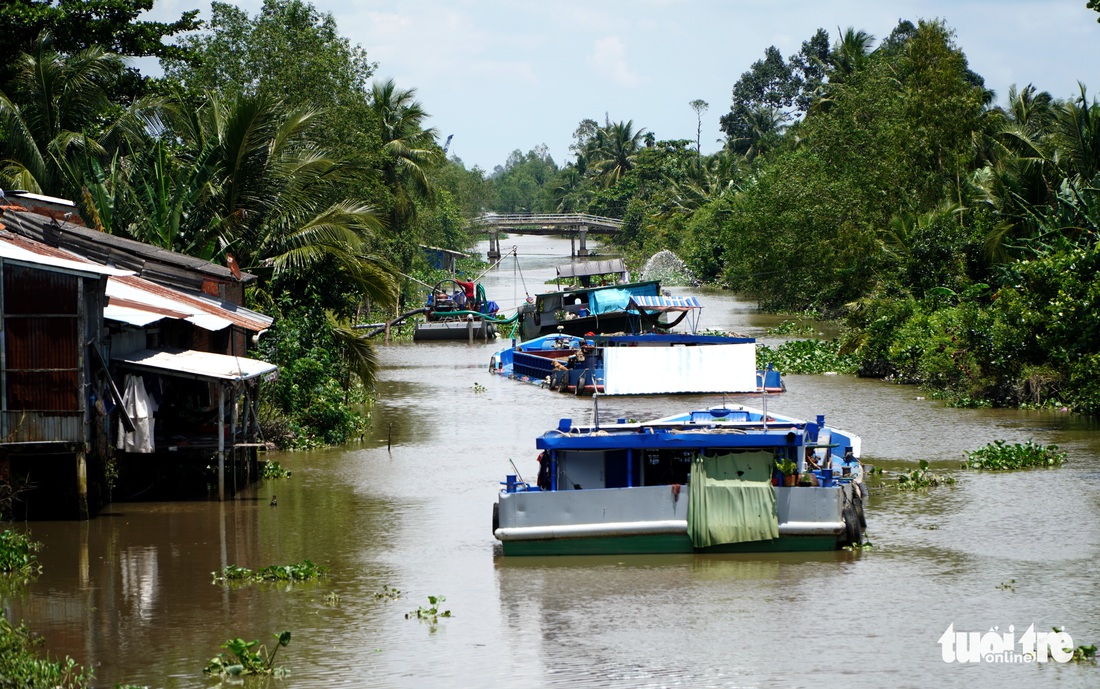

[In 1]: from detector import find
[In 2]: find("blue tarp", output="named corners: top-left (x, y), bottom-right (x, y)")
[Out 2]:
top-left (588, 288), bottom-right (633, 315)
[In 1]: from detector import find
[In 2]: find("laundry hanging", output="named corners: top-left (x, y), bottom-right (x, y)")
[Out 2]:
top-left (117, 374), bottom-right (158, 453)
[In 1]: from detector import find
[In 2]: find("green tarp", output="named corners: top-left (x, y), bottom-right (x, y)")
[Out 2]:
top-left (687, 451), bottom-right (780, 547)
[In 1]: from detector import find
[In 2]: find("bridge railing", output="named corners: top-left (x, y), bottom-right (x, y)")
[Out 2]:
top-left (469, 213), bottom-right (622, 230)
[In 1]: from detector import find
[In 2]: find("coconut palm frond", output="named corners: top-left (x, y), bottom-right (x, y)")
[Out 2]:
top-left (325, 310), bottom-right (380, 388)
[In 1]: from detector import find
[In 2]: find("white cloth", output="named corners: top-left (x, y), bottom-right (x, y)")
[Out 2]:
top-left (117, 374), bottom-right (158, 453)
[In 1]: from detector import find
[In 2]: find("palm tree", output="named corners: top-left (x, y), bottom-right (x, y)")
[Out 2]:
top-left (0, 32), bottom-right (125, 195)
top-left (591, 120), bottom-right (646, 187)
top-left (178, 91), bottom-right (396, 303)
top-left (735, 105), bottom-right (787, 161)
top-left (1051, 84), bottom-right (1100, 183)
top-left (829, 27), bottom-right (875, 82)
top-left (368, 79), bottom-right (440, 240)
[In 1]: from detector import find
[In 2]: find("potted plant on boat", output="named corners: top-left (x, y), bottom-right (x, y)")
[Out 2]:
top-left (778, 459), bottom-right (798, 487)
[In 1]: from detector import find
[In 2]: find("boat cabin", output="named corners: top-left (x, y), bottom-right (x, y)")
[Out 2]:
top-left (494, 406), bottom-right (867, 555)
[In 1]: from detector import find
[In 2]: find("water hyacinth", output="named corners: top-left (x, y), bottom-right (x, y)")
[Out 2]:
top-left (212, 560), bottom-right (328, 584)
top-left (756, 339), bottom-right (859, 375)
top-left (963, 440), bottom-right (1067, 470)
top-left (0, 530), bottom-right (41, 575)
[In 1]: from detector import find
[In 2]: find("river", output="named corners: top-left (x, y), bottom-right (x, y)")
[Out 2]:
top-left (5, 234), bottom-right (1100, 688)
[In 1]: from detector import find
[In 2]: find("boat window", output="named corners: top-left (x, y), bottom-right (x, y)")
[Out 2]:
top-left (641, 449), bottom-right (693, 486)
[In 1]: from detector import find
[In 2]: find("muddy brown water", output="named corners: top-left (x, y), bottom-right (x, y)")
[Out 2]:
top-left (6, 235), bottom-right (1100, 688)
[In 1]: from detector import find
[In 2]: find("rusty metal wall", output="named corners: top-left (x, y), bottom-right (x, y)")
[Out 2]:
top-left (2, 263), bottom-right (84, 442)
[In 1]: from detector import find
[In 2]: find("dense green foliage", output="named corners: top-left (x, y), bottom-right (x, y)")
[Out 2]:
top-left (962, 440), bottom-right (1067, 470)
top-left (756, 340), bottom-right (859, 375)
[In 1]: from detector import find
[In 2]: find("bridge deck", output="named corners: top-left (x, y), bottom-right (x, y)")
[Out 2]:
top-left (470, 213), bottom-right (622, 234)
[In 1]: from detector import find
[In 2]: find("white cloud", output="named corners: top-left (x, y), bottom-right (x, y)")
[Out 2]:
top-left (588, 36), bottom-right (647, 88)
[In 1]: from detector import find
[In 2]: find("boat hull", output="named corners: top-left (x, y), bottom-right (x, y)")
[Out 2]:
top-left (500, 533), bottom-right (840, 556)
top-left (413, 320), bottom-right (496, 341)
top-left (495, 483), bottom-right (861, 556)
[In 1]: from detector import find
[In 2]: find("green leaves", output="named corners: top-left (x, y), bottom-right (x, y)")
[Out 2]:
top-left (204, 631), bottom-right (292, 677)
top-left (211, 560), bottom-right (328, 584)
top-left (895, 459), bottom-right (957, 490)
top-left (0, 618), bottom-right (92, 689)
top-left (0, 529), bottom-right (41, 575)
top-left (405, 595), bottom-right (452, 631)
top-left (756, 339), bottom-right (859, 375)
top-left (963, 440), bottom-right (1067, 471)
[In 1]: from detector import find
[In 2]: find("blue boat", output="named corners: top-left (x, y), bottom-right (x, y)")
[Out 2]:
top-left (492, 403), bottom-right (866, 556)
top-left (489, 332), bottom-right (783, 395)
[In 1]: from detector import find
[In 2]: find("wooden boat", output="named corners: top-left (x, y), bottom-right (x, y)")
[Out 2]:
top-left (489, 332), bottom-right (783, 395)
top-left (413, 278), bottom-right (500, 341)
top-left (492, 403), bottom-right (866, 556)
top-left (492, 292), bottom-right (782, 395)
top-left (516, 279), bottom-right (666, 341)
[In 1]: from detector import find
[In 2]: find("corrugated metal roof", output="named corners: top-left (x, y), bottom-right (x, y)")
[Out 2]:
top-left (0, 231), bottom-right (272, 332)
top-left (0, 234), bottom-right (133, 277)
top-left (108, 275), bottom-right (272, 332)
top-left (113, 347), bottom-right (277, 381)
top-left (1, 207), bottom-right (256, 285)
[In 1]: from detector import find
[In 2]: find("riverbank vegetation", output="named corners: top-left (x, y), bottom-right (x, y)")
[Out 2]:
top-left (487, 19), bottom-right (1100, 413)
top-left (3, 2), bottom-right (1099, 451)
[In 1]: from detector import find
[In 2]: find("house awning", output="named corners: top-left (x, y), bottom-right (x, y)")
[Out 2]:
top-left (112, 347), bottom-right (277, 382)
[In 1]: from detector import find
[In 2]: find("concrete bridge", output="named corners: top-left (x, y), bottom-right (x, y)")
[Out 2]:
top-left (469, 213), bottom-right (623, 259)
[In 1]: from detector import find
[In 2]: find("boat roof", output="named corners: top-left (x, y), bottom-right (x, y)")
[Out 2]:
top-left (536, 407), bottom-right (808, 452)
top-left (589, 333), bottom-right (755, 346)
top-left (536, 279), bottom-right (659, 298)
top-left (629, 295), bottom-right (701, 312)
top-left (555, 258), bottom-right (627, 279)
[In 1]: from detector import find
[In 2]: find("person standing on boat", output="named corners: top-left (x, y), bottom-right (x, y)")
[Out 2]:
top-left (536, 451), bottom-right (552, 490)
top-left (456, 278), bottom-right (476, 308)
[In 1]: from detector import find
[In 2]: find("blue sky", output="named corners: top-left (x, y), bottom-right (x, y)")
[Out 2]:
top-left (147, 1), bottom-right (1100, 172)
